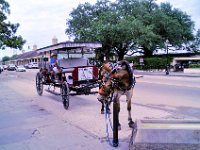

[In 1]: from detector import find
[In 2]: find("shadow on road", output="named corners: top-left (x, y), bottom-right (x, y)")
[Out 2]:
top-left (134, 102), bottom-right (200, 119)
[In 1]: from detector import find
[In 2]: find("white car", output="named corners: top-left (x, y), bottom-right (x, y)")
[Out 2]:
top-left (28, 62), bottom-right (38, 69)
top-left (16, 65), bottom-right (26, 72)
top-left (0, 65), bottom-right (3, 72)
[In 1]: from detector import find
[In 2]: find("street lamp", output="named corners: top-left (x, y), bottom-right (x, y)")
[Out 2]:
top-left (165, 39), bottom-right (169, 75)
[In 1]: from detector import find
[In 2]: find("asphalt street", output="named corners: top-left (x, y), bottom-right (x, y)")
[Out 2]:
top-left (0, 69), bottom-right (200, 150)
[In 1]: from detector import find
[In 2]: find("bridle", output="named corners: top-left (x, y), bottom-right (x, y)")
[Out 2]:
top-left (99, 61), bottom-right (136, 95)
top-left (99, 62), bottom-right (122, 96)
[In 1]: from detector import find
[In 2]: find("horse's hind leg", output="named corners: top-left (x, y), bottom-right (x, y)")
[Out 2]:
top-left (127, 99), bottom-right (134, 128)
top-left (117, 101), bottom-right (121, 130)
top-left (101, 102), bottom-right (104, 114)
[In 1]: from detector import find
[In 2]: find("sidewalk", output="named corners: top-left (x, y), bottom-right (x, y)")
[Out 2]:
top-left (134, 70), bottom-right (200, 78)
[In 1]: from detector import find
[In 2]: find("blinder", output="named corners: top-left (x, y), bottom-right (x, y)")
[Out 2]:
top-left (99, 61), bottom-right (136, 94)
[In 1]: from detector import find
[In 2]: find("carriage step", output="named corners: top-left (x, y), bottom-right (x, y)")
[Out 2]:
top-left (45, 89), bottom-right (61, 95)
top-left (69, 91), bottom-right (98, 96)
top-left (129, 119), bottom-right (200, 150)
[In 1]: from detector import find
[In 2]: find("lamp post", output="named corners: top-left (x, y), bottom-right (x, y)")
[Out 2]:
top-left (165, 39), bottom-right (169, 75)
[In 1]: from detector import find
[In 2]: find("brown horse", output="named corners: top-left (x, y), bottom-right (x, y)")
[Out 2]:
top-left (97, 60), bottom-right (136, 129)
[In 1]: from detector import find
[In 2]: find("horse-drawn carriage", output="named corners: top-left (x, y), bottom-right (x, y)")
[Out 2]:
top-left (35, 42), bottom-right (102, 109)
top-left (35, 41), bottom-right (137, 147)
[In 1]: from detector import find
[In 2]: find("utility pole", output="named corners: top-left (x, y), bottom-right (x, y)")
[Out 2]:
top-left (165, 39), bottom-right (169, 75)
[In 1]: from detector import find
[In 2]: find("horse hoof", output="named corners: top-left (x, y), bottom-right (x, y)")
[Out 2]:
top-left (101, 110), bottom-right (104, 114)
top-left (128, 121), bottom-right (135, 128)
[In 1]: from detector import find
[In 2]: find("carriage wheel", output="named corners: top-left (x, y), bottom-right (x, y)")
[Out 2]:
top-left (61, 83), bottom-right (69, 110)
top-left (36, 72), bottom-right (43, 96)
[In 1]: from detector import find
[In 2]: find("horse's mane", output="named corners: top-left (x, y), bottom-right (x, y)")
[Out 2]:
top-left (100, 60), bottom-right (136, 90)
top-left (118, 60), bottom-right (135, 90)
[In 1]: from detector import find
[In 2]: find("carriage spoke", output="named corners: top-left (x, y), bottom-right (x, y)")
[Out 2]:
top-left (36, 72), bottom-right (43, 96)
top-left (61, 83), bottom-right (69, 110)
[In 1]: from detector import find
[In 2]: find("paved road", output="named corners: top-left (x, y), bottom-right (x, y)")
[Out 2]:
top-left (0, 69), bottom-right (200, 150)
top-left (134, 74), bottom-right (200, 120)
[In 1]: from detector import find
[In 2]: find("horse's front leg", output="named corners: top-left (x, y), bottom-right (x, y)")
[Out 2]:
top-left (98, 99), bottom-right (105, 114)
top-left (98, 98), bottom-right (111, 114)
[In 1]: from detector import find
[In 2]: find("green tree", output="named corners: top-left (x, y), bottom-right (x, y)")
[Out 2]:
top-left (66, 0), bottom-right (195, 60)
top-left (191, 29), bottom-right (200, 53)
top-left (0, 0), bottom-right (25, 50)
top-left (2, 55), bottom-right (10, 62)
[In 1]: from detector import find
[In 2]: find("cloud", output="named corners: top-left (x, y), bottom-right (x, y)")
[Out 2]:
top-left (157, 0), bottom-right (200, 30)
top-left (7, 0), bottom-right (200, 49)
top-left (6, 0), bottom-right (96, 50)
top-left (1, 0), bottom-right (199, 59)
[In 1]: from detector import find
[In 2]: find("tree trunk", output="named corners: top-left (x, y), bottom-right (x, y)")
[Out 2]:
top-left (118, 49), bottom-right (125, 61)
top-left (143, 47), bottom-right (153, 57)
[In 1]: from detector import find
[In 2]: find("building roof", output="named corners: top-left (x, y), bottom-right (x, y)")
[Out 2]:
top-left (174, 55), bottom-right (200, 61)
top-left (36, 41), bottom-right (102, 53)
top-left (14, 50), bottom-right (40, 60)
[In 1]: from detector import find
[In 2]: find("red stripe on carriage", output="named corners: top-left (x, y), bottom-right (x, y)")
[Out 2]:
top-left (93, 66), bottom-right (98, 78)
top-left (73, 67), bottom-right (78, 81)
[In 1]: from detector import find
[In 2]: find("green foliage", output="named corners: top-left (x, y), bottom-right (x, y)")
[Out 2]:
top-left (10, 54), bottom-right (17, 59)
top-left (189, 29), bottom-right (200, 53)
top-left (126, 57), bottom-right (140, 65)
top-left (144, 57), bottom-right (172, 67)
top-left (66, 0), bottom-right (196, 61)
top-left (0, 0), bottom-right (26, 50)
top-left (189, 64), bottom-right (200, 68)
top-left (126, 56), bottom-right (173, 69)
top-left (2, 55), bottom-right (10, 62)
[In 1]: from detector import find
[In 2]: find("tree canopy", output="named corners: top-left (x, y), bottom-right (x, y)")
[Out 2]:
top-left (2, 55), bottom-right (9, 62)
top-left (66, 0), bottom-right (196, 60)
top-left (0, 0), bottom-right (25, 50)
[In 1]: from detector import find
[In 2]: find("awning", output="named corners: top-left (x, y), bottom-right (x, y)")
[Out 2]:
top-left (36, 42), bottom-right (102, 53)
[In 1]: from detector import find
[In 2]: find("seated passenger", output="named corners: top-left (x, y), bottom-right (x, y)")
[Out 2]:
top-left (49, 53), bottom-right (62, 80)
top-left (50, 53), bottom-right (57, 67)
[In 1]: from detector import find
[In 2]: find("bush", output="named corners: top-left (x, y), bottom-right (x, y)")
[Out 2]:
top-left (126, 57), bottom-right (140, 65)
top-left (189, 64), bottom-right (200, 68)
top-left (144, 57), bottom-right (172, 67)
top-left (126, 56), bottom-right (173, 70)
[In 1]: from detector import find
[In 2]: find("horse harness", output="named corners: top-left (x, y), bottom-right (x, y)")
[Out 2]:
top-left (100, 61), bottom-right (136, 93)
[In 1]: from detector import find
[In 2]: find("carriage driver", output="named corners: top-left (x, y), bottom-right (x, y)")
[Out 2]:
top-left (49, 53), bottom-right (62, 80)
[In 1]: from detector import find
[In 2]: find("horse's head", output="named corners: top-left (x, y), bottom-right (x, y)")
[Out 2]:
top-left (97, 61), bottom-right (133, 102)
top-left (98, 62), bottom-right (113, 101)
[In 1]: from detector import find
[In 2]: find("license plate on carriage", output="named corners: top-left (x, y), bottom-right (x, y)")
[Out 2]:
top-left (78, 67), bottom-right (93, 81)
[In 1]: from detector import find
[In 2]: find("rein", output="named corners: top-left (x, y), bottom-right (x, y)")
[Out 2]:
top-left (103, 87), bottom-right (120, 147)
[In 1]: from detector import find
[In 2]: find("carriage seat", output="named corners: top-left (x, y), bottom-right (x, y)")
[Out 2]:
top-left (58, 58), bottom-right (91, 69)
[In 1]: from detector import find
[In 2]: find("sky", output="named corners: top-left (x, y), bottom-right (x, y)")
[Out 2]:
top-left (0, 0), bottom-right (200, 60)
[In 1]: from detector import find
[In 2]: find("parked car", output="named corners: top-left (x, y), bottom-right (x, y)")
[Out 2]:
top-left (2, 65), bottom-right (8, 70)
top-left (24, 64), bottom-right (29, 69)
top-left (0, 65), bottom-right (3, 73)
top-left (174, 64), bottom-right (184, 72)
top-left (16, 65), bottom-right (26, 72)
top-left (7, 64), bottom-right (16, 71)
top-left (27, 62), bottom-right (38, 69)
